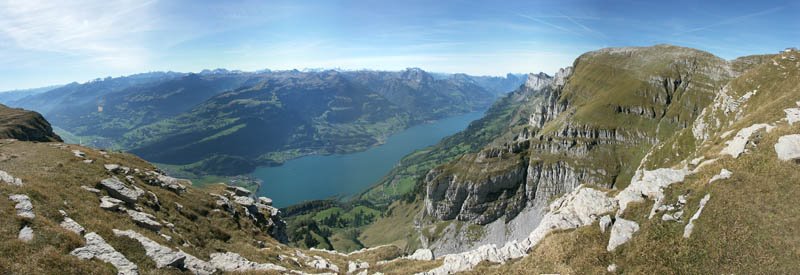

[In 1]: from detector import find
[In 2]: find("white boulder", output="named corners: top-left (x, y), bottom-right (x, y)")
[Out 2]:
top-left (405, 248), bottom-right (434, 261)
top-left (100, 178), bottom-right (143, 203)
top-left (60, 217), bottom-right (86, 235)
top-left (0, 170), bottom-right (23, 185)
top-left (607, 218), bottom-right (639, 251)
top-left (258, 197), bottom-right (273, 206)
top-left (100, 196), bottom-right (125, 211)
top-left (661, 210), bottom-right (684, 222)
top-left (18, 225), bottom-right (33, 242)
top-left (348, 260), bottom-right (370, 273)
top-left (775, 134), bottom-right (800, 161)
top-left (155, 174), bottom-right (188, 192)
top-left (126, 209), bottom-right (162, 231)
top-left (9, 194), bottom-right (34, 219)
top-left (226, 185), bottom-right (252, 196)
top-left (709, 169), bottom-right (733, 183)
top-left (208, 252), bottom-right (287, 272)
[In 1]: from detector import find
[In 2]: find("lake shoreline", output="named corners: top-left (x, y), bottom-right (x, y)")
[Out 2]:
top-left (254, 110), bottom-right (486, 208)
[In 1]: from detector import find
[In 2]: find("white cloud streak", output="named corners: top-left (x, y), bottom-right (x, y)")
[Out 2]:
top-left (0, 0), bottom-right (158, 69)
top-left (673, 6), bottom-right (783, 35)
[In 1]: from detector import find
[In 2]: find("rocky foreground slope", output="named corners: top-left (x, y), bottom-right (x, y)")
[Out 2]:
top-left (0, 133), bottom-right (444, 273)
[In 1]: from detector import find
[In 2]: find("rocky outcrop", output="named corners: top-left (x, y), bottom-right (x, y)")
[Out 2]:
top-left (307, 255), bottom-right (340, 272)
top-left (100, 177), bottom-right (144, 204)
top-left (528, 68), bottom-right (571, 128)
top-left (526, 161), bottom-right (597, 210)
top-left (9, 194), bottom-right (34, 219)
top-left (406, 249), bottom-right (434, 261)
top-left (210, 185), bottom-right (287, 243)
top-left (775, 134), bottom-right (800, 161)
top-left (126, 209), bottom-right (163, 231)
top-left (113, 229), bottom-right (185, 269)
top-left (424, 161), bottom-right (528, 225)
top-left (0, 104), bottom-right (62, 142)
top-left (134, 170), bottom-right (189, 193)
top-left (424, 187), bottom-right (615, 274)
top-left (348, 260), bottom-right (370, 273)
top-left (208, 252), bottom-right (287, 272)
top-left (615, 168), bottom-right (689, 215)
top-left (720, 124), bottom-right (774, 158)
top-left (523, 72), bottom-right (553, 91)
top-left (226, 185), bottom-right (251, 196)
top-left (60, 217), bottom-right (86, 235)
top-left (99, 196), bottom-right (124, 211)
top-left (654, 195), bottom-right (687, 221)
top-left (181, 252), bottom-right (217, 275)
top-left (71, 232), bottom-right (139, 275)
top-left (0, 170), bottom-right (23, 185)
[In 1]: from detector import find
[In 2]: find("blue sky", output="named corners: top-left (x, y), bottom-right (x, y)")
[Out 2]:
top-left (0, 0), bottom-right (798, 90)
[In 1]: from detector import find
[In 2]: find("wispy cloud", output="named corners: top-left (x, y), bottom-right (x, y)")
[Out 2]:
top-left (0, 0), bottom-right (158, 69)
top-left (516, 13), bottom-right (580, 35)
top-left (673, 6), bottom-right (783, 35)
top-left (561, 13), bottom-right (606, 38)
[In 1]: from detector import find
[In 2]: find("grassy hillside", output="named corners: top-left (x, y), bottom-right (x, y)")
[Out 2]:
top-left (467, 47), bottom-right (800, 274)
top-left (0, 140), bottom-right (428, 274)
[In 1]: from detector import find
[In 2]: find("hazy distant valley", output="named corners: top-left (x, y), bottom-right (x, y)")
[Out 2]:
top-left (1, 69), bottom-right (524, 188)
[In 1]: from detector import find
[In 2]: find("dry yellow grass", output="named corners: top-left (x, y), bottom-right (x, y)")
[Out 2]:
top-left (0, 140), bottom-right (410, 274)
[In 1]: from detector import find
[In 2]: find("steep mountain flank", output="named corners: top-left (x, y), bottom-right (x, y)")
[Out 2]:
top-left (415, 45), bottom-right (732, 255)
top-left (0, 104), bottom-right (62, 142)
top-left (372, 46), bottom-right (800, 274)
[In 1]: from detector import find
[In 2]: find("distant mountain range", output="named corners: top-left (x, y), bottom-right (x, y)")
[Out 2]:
top-left (0, 85), bottom-right (63, 103)
top-left (1, 68), bottom-right (526, 177)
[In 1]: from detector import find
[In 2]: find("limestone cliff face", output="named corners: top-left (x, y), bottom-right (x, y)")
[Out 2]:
top-left (420, 45), bottom-right (734, 254)
top-left (0, 104), bottom-right (62, 142)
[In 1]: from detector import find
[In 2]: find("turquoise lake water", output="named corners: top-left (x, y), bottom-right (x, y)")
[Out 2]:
top-left (254, 111), bottom-right (484, 207)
